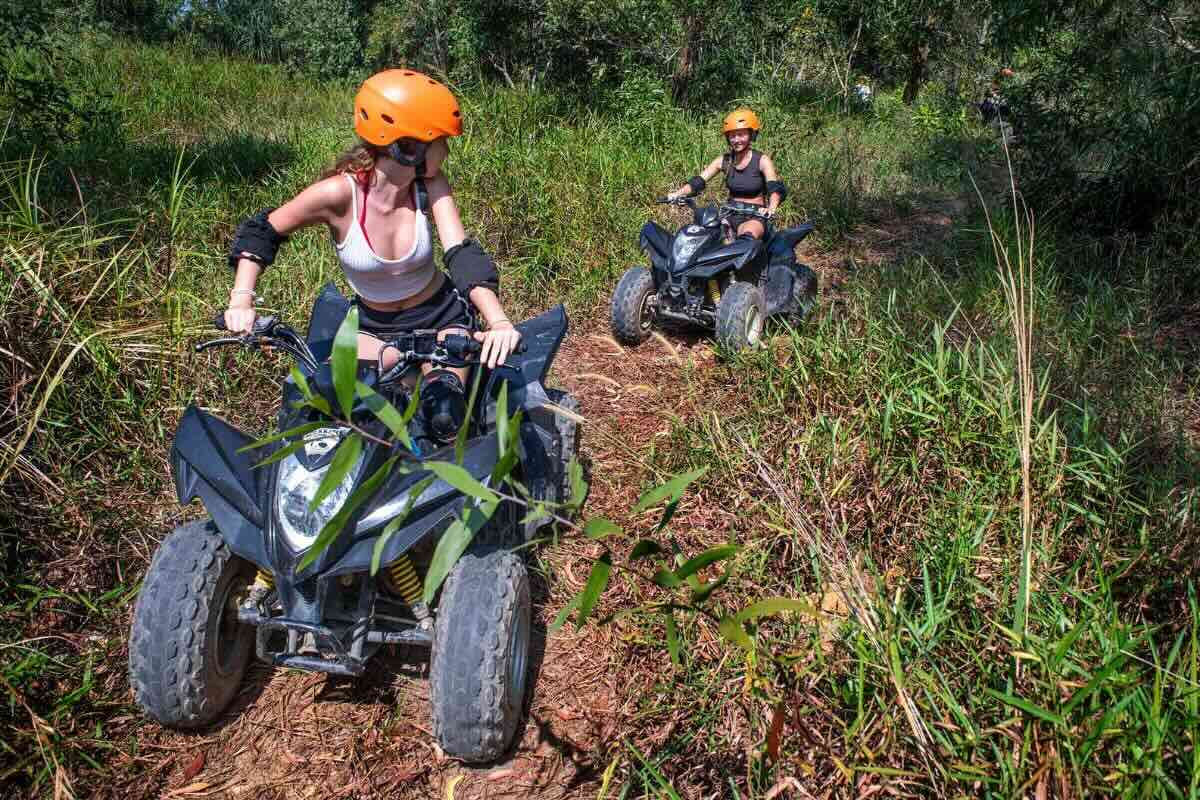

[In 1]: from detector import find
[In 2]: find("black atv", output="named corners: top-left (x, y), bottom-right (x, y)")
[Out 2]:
top-left (128, 285), bottom-right (581, 763)
top-left (610, 197), bottom-right (817, 351)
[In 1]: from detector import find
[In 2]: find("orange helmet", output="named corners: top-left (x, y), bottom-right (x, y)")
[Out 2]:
top-left (354, 70), bottom-right (463, 147)
top-left (722, 107), bottom-right (761, 135)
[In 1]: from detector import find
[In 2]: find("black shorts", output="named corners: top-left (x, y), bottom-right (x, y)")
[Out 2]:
top-left (726, 211), bottom-right (768, 234)
top-left (354, 276), bottom-right (474, 339)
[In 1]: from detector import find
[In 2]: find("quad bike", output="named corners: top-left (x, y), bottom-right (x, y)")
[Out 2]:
top-left (610, 197), bottom-right (818, 351)
top-left (128, 285), bottom-right (580, 763)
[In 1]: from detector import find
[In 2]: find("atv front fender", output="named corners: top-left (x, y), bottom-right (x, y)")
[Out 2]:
top-left (171, 406), bottom-right (271, 570)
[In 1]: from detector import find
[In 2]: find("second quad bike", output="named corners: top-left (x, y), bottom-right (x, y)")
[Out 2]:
top-left (610, 197), bottom-right (818, 351)
top-left (129, 285), bottom-right (580, 763)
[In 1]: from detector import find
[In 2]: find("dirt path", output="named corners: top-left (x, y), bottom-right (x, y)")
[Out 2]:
top-left (103, 201), bottom-right (968, 800)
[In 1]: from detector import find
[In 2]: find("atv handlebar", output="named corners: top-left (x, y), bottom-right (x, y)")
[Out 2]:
top-left (197, 315), bottom-right (523, 384)
top-left (657, 195), bottom-right (770, 220)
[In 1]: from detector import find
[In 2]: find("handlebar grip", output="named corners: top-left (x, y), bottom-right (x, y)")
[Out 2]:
top-left (213, 312), bottom-right (228, 331)
top-left (656, 196), bottom-right (670, 204)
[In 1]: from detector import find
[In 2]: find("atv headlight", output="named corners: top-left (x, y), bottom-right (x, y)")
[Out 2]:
top-left (671, 233), bottom-right (706, 270)
top-left (275, 451), bottom-right (366, 551)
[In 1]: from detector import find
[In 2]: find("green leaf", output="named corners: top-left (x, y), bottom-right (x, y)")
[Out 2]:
top-left (455, 368), bottom-right (484, 464)
top-left (402, 377), bottom-right (422, 422)
top-left (297, 456), bottom-right (396, 573)
top-left (633, 467), bottom-right (708, 515)
top-left (424, 460), bottom-right (498, 503)
top-left (673, 544), bottom-right (739, 581)
top-left (665, 610), bottom-right (681, 667)
top-left (718, 615), bottom-right (754, 650)
top-left (489, 446), bottom-right (520, 488)
top-left (584, 518), bottom-right (622, 540)
top-left (357, 381), bottom-right (413, 452)
top-left (653, 569), bottom-right (681, 588)
top-left (308, 433), bottom-right (362, 512)
top-left (252, 438), bottom-right (306, 469)
top-left (332, 306), bottom-right (359, 419)
top-left (575, 552), bottom-right (612, 629)
top-left (690, 565), bottom-right (732, 604)
top-left (369, 476), bottom-right (435, 575)
top-left (238, 421), bottom-right (326, 453)
top-left (421, 499), bottom-right (498, 603)
top-left (629, 539), bottom-right (663, 560)
top-left (733, 597), bottom-right (816, 625)
top-left (983, 688), bottom-right (1064, 726)
top-left (568, 458), bottom-right (587, 509)
top-left (550, 593), bottom-right (583, 634)
top-left (290, 365), bottom-right (313, 400)
top-left (496, 378), bottom-right (509, 457)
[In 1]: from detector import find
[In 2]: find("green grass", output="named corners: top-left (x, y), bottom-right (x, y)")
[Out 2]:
top-left (2, 34), bottom-right (1198, 799)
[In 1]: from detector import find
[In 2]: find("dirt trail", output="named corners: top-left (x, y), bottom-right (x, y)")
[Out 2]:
top-left (107, 201), bottom-right (967, 800)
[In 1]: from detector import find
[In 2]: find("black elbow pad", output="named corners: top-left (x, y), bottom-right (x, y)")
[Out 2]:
top-left (765, 180), bottom-right (787, 203)
top-left (228, 208), bottom-right (287, 271)
top-left (443, 239), bottom-right (499, 296)
top-left (687, 175), bottom-right (706, 194)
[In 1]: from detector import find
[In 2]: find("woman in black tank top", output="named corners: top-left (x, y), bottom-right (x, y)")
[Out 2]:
top-left (666, 107), bottom-right (786, 240)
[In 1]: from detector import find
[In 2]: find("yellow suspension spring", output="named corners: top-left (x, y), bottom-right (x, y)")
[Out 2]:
top-left (253, 569), bottom-right (274, 589)
top-left (388, 555), bottom-right (423, 607)
top-left (707, 278), bottom-right (722, 306)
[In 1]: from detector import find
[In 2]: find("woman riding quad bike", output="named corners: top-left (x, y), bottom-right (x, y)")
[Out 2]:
top-left (610, 108), bottom-right (818, 351)
top-left (128, 71), bottom-right (582, 763)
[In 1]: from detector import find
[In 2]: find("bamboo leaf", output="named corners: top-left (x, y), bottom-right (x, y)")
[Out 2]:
top-left (496, 379), bottom-right (509, 457)
top-left (568, 458), bottom-right (587, 509)
top-left (718, 615), bottom-right (754, 650)
top-left (673, 544), bottom-right (738, 581)
top-left (307, 433), bottom-right (362, 512)
top-left (550, 594), bottom-right (582, 634)
top-left (421, 500), bottom-right (498, 603)
top-left (332, 306), bottom-right (359, 418)
top-left (370, 476), bottom-right (435, 575)
top-left (629, 540), bottom-right (663, 560)
top-left (584, 518), bottom-right (622, 540)
top-left (665, 610), bottom-right (681, 667)
top-left (357, 381), bottom-right (413, 452)
top-left (633, 467), bottom-right (708, 514)
top-left (297, 456), bottom-right (396, 572)
top-left (575, 552), bottom-right (613, 629)
top-left (252, 438), bottom-right (306, 469)
top-left (238, 421), bottom-right (326, 453)
top-left (424, 460), bottom-right (498, 503)
top-left (734, 597), bottom-right (817, 625)
top-left (653, 569), bottom-right (681, 588)
top-left (455, 368), bottom-right (484, 464)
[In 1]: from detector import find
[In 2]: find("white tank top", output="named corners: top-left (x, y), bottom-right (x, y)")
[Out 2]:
top-left (333, 174), bottom-right (436, 303)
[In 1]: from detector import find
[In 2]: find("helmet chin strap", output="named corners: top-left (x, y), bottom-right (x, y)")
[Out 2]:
top-left (385, 140), bottom-right (428, 176)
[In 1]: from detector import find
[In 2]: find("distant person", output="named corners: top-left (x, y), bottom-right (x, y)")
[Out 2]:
top-left (222, 70), bottom-right (521, 440)
top-left (978, 67), bottom-right (1016, 144)
top-left (665, 107), bottom-right (787, 240)
top-left (852, 78), bottom-right (873, 108)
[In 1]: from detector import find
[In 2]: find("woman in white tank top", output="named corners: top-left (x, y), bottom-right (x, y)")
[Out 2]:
top-left (224, 70), bottom-right (519, 366)
top-left (222, 71), bottom-right (520, 439)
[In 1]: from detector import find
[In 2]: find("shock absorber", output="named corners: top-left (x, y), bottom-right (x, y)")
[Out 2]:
top-left (253, 569), bottom-right (274, 590)
top-left (388, 555), bottom-right (432, 629)
top-left (707, 278), bottom-right (722, 306)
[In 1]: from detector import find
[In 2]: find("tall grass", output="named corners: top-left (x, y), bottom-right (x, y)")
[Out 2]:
top-left (2, 36), bottom-right (1197, 798)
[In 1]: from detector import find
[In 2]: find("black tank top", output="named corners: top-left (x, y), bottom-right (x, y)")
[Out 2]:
top-left (724, 150), bottom-right (766, 200)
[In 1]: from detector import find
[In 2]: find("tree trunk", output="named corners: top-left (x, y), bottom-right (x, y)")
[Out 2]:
top-left (671, 17), bottom-right (700, 105)
top-left (903, 38), bottom-right (931, 105)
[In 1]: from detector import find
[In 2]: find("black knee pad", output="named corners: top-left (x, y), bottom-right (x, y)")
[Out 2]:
top-left (420, 369), bottom-right (466, 440)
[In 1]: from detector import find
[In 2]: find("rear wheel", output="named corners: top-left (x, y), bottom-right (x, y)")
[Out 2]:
top-left (129, 519), bottom-right (254, 729)
top-left (716, 282), bottom-right (766, 352)
top-left (610, 266), bottom-right (655, 345)
top-left (430, 532), bottom-right (531, 763)
top-left (790, 263), bottom-right (818, 324)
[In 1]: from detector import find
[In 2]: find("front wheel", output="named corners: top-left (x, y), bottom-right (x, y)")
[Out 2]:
top-left (129, 519), bottom-right (254, 729)
top-left (430, 538), bottom-right (532, 763)
top-left (610, 266), bottom-right (656, 345)
top-left (716, 281), bottom-right (766, 352)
